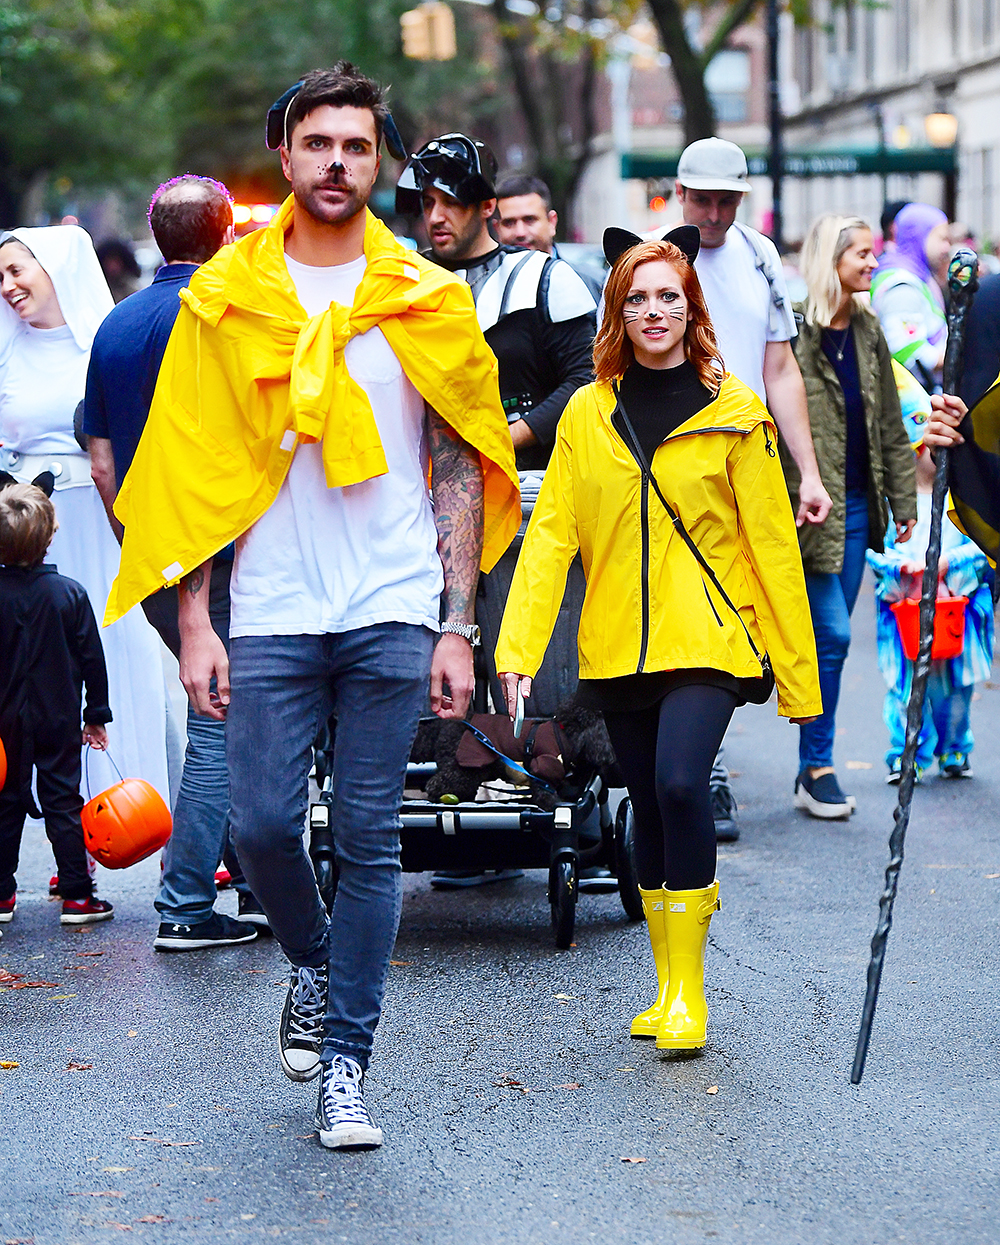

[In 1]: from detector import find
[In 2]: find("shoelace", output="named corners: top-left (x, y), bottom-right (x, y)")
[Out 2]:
top-left (287, 965), bottom-right (328, 1042)
top-left (320, 1055), bottom-right (373, 1126)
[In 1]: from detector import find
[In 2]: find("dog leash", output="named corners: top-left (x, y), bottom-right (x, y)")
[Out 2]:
top-left (459, 720), bottom-right (557, 793)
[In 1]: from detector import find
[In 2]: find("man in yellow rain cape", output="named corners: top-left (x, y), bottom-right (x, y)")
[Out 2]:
top-left (109, 65), bottom-right (519, 1152)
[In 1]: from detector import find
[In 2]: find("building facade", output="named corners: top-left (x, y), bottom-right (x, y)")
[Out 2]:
top-left (783, 0), bottom-right (998, 245)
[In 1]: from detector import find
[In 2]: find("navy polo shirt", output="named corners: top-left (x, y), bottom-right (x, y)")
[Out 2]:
top-left (83, 263), bottom-right (199, 487)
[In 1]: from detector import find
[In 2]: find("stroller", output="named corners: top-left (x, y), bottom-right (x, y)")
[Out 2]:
top-left (309, 473), bottom-right (642, 948)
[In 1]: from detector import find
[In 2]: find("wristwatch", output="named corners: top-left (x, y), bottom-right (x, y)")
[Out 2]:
top-left (441, 621), bottom-right (481, 647)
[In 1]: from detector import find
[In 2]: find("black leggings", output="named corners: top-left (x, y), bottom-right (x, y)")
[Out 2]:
top-left (604, 684), bottom-right (738, 891)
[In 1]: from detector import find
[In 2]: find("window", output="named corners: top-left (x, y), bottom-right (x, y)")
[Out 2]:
top-left (706, 48), bottom-right (750, 123)
top-left (895, 0), bottom-right (911, 72)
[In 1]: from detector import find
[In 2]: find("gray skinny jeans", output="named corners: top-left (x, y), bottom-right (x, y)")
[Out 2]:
top-left (226, 624), bottom-right (434, 1069)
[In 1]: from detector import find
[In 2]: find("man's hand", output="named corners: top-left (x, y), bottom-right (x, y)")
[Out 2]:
top-left (508, 419), bottom-right (538, 451)
top-left (925, 393), bottom-right (968, 447)
top-left (177, 560), bottom-right (229, 719)
top-left (430, 632), bottom-right (475, 719)
top-left (82, 723), bottom-right (108, 750)
top-left (895, 518), bottom-right (917, 545)
top-left (179, 625), bottom-right (230, 720)
top-left (498, 672), bottom-right (532, 720)
top-left (795, 473), bottom-right (833, 527)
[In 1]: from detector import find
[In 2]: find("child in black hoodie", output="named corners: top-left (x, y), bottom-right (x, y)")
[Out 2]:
top-left (0, 482), bottom-right (114, 926)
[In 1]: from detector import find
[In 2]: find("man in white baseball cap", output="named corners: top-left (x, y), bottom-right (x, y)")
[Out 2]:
top-left (675, 137), bottom-right (832, 843)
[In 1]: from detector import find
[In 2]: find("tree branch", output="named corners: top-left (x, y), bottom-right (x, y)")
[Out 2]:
top-left (700, 0), bottom-right (763, 66)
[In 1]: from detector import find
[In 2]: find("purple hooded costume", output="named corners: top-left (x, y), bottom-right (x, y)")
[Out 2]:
top-left (871, 202), bottom-right (948, 377)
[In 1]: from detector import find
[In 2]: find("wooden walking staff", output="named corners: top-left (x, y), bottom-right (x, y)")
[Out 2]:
top-left (851, 248), bottom-right (979, 1085)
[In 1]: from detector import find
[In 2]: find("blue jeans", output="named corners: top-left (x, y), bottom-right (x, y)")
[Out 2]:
top-left (155, 707), bottom-right (248, 923)
top-left (226, 624), bottom-right (435, 1070)
top-left (798, 491), bottom-right (870, 772)
top-left (884, 674), bottom-right (974, 770)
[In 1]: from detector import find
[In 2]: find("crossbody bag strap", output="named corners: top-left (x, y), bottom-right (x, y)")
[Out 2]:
top-left (611, 379), bottom-right (765, 665)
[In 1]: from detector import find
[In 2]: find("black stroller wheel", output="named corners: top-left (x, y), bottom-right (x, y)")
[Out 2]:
top-left (614, 798), bottom-right (644, 921)
top-left (549, 857), bottom-right (577, 949)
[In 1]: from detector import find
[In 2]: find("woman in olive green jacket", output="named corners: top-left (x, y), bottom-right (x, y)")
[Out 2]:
top-left (783, 214), bottom-right (917, 819)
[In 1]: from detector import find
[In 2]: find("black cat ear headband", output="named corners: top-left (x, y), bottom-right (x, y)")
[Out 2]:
top-left (265, 81), bottom-right (407, 161)
top-left (602, 223), bottom-right (701, 267)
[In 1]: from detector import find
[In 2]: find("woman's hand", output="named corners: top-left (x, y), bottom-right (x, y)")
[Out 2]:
top-left (498, 672), bottom-right (532, 720)
top-left (895, 519), bottom-right (917, 544)
top-left (789, 716), bottom-right (818, 725)
top-left (925, 394), bottom-right (968, 447)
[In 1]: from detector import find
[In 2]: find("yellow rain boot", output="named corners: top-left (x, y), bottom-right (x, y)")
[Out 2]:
top-left (656, 880), bottom-right (720, 1050)
top-left (631, 887), bottom-right (669, 1038)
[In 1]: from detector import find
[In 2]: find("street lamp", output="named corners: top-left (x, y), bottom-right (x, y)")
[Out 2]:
top-left (924, 111), bottom-right (959, 148)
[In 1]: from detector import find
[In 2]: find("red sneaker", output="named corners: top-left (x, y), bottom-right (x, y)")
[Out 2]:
top-left (60, 897), bottom-right (114, 926)
top-left (215, 868), bottom-right (232, 890)
top-left (0, 894), bottom-right (15, 923)
top-left (49, 875), bottom-right (60, 897)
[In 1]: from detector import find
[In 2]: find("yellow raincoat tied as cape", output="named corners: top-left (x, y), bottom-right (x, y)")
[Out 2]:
top-left (105, 200), bottom-right (520, 624)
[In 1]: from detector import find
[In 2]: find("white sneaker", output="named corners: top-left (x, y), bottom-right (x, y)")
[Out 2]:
top-left (315, 1054), bottom-right (383, 1150)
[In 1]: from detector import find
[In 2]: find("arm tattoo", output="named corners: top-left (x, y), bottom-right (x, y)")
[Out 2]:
top-left (427, 405), bottom-right (484, 625)
top-left (182, 568), bottom-right (205, 597)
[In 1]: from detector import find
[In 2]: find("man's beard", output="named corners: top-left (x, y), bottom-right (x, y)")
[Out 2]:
top-left (431, 211), bottom-right (484, 261)
top-left (295, 173), bottom-right (368, 225)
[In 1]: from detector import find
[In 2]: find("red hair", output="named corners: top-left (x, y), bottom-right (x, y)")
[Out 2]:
top-left (593, 240), bottom-right (723, 391)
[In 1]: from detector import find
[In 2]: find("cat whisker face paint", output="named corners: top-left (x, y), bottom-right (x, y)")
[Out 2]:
top-left (622, 258), bottom-right (691, 369)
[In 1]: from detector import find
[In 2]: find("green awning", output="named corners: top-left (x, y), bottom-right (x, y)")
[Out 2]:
top-left (622, 146), bottom-right (957, 181)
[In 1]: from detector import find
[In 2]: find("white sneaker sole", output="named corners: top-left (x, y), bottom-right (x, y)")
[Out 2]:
top-left (60, 909), bottom-right (114, 925)
top-left (153, 931), bottom-right (257, 950)
top-left (794, 787), bottom-right (856, 820)
top-left (317, 1121), bottom-right (383, 1149)
top-left (0, 909), bottom-right (14, 924)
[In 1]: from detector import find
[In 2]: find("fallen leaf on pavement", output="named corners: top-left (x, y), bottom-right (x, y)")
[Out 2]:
top-left (127, 1030), bottom-right (138, 1038)
top-left (68, 1191), bottom-right (125, 1198)
top-left (134, 1216), bottom-right (169, 1224)
top-left (48, 994), bottom-right (77, 1001)
top-left (615, 1067), bottom-right (634, 1072)
top-left (555, 1082), bottom-right (581, 1089)
top-left (620, 1156), bottom-right (647, 1163)
top-left (128, 1137), bottom-right (199, 1147)
top-left (67, 1062), bottom-right (93, 1071)
top-left (986, 873), bottom-right (1000, 879)
top-left (706, 1085), bottom-right (719, 1095)
top-left (554, 993), bottom-right (577, 1000)
top-left (492, 1078), bottom-right (522, 1087)
top-left (103, 1224), bottom-right (132, 1231)
top-left (245, 969), bottom-right (266, 974)
top-left (846, 761), bottom-right (873, 770)
top-left (102, 1168), bottom-right (133, 1174)
top-left (77, 951), bottom-right (104, 957)
top-left (389, 961), bottom-right (412, 966)
top-left (11, 981), bottom-right (60, 989)
top-left (0, 1060), bottom-right (19, 1069)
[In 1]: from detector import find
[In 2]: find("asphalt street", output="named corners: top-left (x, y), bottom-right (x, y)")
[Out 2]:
top-left (2, 573), bottom-right (999, 1245)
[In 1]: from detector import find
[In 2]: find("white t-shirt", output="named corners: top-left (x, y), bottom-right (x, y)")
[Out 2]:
top-left (0, 323), bottom-right (89, 457)
top-left (229, 253), bottom-right (443, 638)
top-left (694, 226), bottom-right (794, 401)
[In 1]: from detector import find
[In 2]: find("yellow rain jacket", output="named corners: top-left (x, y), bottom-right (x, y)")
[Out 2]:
top-left (105, 200), bottom-right (520, 624)
top-left (495, 374), bottom-right (822, 719)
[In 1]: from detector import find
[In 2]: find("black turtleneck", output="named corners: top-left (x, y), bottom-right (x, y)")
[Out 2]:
top-left (614, 358), bottom-right (714, 463)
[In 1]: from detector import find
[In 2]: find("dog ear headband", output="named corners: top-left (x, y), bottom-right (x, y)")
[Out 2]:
top-left (265, 81), bottom-right (408, 161)
top-left (602, 223), bottom-right (701, 267)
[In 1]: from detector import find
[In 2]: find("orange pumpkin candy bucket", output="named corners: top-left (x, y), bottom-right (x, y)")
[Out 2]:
top-left (81, 754), bottom-right (172, 870)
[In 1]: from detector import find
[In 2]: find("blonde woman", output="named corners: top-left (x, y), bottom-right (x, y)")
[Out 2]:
top-left (496, 226), bottom-right (820, 1052)
top-left (784, 214), bottom-right (917, 819)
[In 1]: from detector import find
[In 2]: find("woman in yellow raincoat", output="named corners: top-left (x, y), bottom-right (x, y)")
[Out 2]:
top-left (495, 226), bottom-right (821, 1052)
